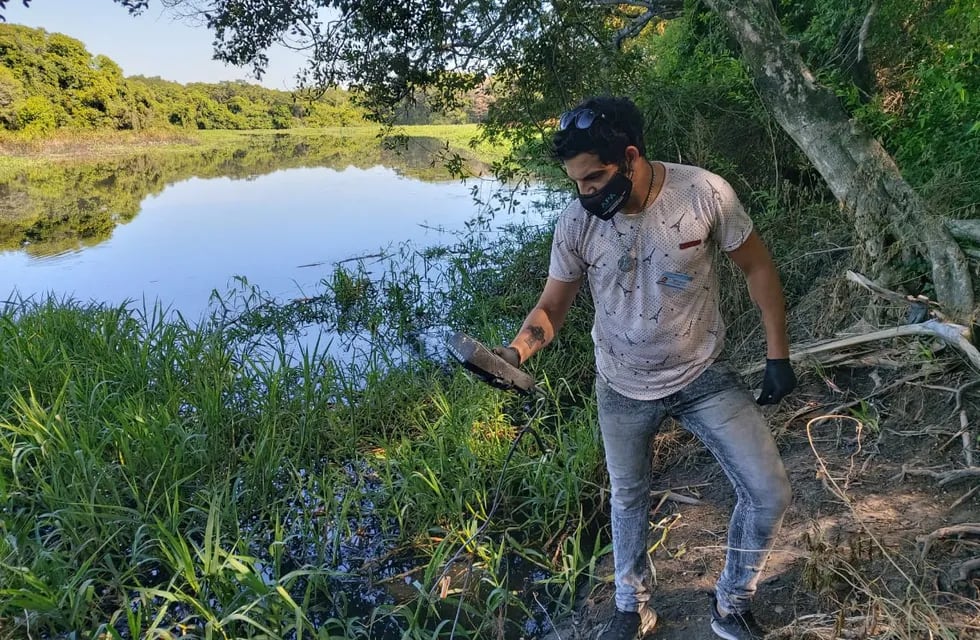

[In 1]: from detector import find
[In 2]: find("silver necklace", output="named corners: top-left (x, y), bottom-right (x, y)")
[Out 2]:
top-left (617, 162), bottom-right (657, 273)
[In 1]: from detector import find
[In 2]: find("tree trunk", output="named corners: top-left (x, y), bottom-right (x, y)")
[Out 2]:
top-left (947, 220), bottom-right (980, 261)
top-left (704, 0), bottom-right (975, 322)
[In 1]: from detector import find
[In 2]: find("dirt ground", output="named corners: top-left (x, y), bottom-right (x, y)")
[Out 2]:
top-left (540, 354), bottom-right (980, 640)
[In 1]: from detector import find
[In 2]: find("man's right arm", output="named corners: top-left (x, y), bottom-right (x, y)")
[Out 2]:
top-left (507, 277), bottom-right (582, 364)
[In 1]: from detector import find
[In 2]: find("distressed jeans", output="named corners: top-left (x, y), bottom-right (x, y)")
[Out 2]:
top-left (596, 361), bottom-right (791, 614)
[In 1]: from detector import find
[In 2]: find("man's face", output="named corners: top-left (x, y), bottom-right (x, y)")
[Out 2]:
top-left (563, 152), bottom-right (621, 196)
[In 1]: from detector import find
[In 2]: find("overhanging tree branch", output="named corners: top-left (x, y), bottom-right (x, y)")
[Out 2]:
top-left (589, 0), bottom-right (683, 47)
top-left (1, 0), bottom-right (148, 19)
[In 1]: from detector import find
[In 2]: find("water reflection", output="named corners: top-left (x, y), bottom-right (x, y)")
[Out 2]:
top-left (0, 134), bottom-right (553, 323)
top-left (0, 132), bottom-right (489, 256)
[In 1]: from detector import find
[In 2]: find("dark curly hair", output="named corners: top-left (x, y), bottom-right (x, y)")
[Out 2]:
top-left (550, 96), bottom-right (646, 165)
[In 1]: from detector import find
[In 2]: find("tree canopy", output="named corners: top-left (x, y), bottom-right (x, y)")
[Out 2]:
top-left (2, 0), bottom-right (683, 118)
top-left (0, 24), bottom-right (496, 134)
top-left (0, 24), bottom-right (372, 132)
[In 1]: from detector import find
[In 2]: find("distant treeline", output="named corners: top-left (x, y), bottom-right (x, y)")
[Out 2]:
top-left (0, 24), bottom-right (490, 135)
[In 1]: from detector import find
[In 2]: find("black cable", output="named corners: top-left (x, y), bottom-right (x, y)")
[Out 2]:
top-left (429, 394), bottom-right (548, 599)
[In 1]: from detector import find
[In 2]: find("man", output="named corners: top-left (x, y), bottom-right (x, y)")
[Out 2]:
top-left (495, 96), bottom-right (795, 640)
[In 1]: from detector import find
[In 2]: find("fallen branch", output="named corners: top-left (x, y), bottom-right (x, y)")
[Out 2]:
top-left (742, 347), bottom-right (894, 376)
top-left (745, 319), bottom-right (980, 376)
top-left (892, 465), bottom-right (980, 487)
top-left (955, 557), bottom-right (980, 582)
top-left (742, 271), bottom-right (979, 376)
top-left (768, 613), bottom-right (883, 639)
top-left (955, 379), bottom-right (980, 412)
top-left (845, 270), bottom-right (939, 308)
top-left (917, 523), bottom-right (980, 558)
top-left (884, 424), bottom-right (957, 438)
top-left (950, 484), bottom-right (980, 510)
top-left (821, 368), bottom-right (937, 418)
top-left (935, 468), bottom-right (980, 486)
top-left (649, 489), bottom-right (702, 506)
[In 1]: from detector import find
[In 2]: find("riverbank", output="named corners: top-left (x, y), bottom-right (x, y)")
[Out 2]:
top-left (1, 122), bottom-right (977, 638)
top-left (0, 219), bottom-right (603, 638)
top-left (0, 124), bottom-right (509, 181)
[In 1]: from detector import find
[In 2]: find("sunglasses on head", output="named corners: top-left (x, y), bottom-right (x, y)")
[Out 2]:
top-left (558, 108), bottom-right (605, 131)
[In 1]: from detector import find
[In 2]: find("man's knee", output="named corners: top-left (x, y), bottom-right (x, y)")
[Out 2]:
top-left (610, 478), bottom-right (651, 514)
top-left (769, 470), bottom-right (792, 517)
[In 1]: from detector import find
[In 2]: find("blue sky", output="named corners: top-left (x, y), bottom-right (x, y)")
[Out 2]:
top-left (5, 0), bottom-right (308, 89)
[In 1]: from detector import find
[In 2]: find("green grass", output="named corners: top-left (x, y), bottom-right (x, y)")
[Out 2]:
top-left (0, 124), bottom-right (509, 181)
top-left (0, 219), bottom-right (603, 639)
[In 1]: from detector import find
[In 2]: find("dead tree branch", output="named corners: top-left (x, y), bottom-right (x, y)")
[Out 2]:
top-left (590, 0), bottom-right (684, 48)
top-left (856, 2), bottom-right (878, 62)
top-left (893, 465), bottom-right (980, 487)
top-left (950, 484), bottom-right (980, 510)
top-left (845, 270), bottom-right (940, 308)
top-left (917, 523), bottom-right (980, 558)
top-left (954, 557), bottom-right (980, 582)
top-left (650, 489), bottom-right (702, 506)
top-left (743, 319), bottom-right (980, 376)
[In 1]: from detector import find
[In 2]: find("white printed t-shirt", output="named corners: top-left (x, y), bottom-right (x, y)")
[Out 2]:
top-left (549, 162), bottom-right (754, 400)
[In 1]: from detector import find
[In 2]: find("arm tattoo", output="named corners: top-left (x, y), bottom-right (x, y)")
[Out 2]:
top-left (523, 325), bottom-right (546, 350)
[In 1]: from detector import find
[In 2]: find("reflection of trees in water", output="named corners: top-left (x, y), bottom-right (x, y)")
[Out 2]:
top-left (0, 134), bottom-right (488, 256)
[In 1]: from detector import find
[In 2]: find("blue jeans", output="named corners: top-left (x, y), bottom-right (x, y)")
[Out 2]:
top-left (596, 361), bottom-right (791, 614)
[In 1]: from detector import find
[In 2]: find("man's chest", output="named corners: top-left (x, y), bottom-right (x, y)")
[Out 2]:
top-left (577, 208), bottom-right (715, 279)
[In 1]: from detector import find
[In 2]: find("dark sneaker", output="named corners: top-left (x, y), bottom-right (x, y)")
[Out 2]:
top-left (595, 605), bottom-right (658, 640)
top-left (710, 594), bottom-right (766, 640)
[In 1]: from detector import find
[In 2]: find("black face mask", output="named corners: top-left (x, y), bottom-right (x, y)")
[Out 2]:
top-left (578, 169), bottom-right (632, 221)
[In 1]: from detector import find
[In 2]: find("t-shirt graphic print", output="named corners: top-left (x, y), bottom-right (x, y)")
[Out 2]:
top-left (549, 162), bottom-right (754, 400)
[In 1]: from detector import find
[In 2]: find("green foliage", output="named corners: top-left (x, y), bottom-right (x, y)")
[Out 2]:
top-left (631, 8), bottom-right (784, 181)
top-left (11, 93), bottom-right (55, 133)
top-left (0, 64), bottom-right (23, 107)
top-left (862, 0), bottom-right (980, 212)
top-left (0, 23), bottom-right (375, 135)
top-left (776, 0), bottom-right (980, 214)
top-left (0, 23), bottom-right (495, 135)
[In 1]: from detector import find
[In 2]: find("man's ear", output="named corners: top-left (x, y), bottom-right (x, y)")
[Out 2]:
top-left (624, 146), bottom-right (640, 165)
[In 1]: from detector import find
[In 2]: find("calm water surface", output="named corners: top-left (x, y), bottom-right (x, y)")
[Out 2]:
top-left (1, 165), bottom-right (551, 321)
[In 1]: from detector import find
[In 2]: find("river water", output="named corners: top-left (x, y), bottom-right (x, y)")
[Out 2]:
top-left (0, 137), bottom-right (554, 322)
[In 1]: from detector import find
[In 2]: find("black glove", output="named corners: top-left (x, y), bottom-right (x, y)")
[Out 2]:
top-left (757, 358), bottom-right (796, 405)
top-left (492, 345), bottom-right (521, 369)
